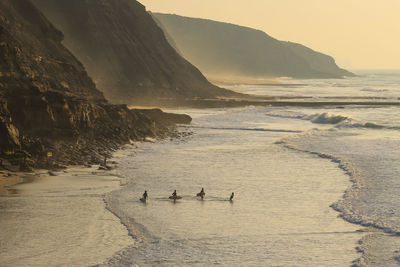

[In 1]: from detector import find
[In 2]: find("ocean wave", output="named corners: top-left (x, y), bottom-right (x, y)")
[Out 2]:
top-left (361, 88), bottom-right (389, 93)
top-left (266, 110), bottom-right (349, 124)
top-left (267, 110), bottom-right (400, 130)
top-left (190, 125), bottom-right (302, 133)
top-left (278, 130), bottom-right (400, 236)
top-left (304, 113), bottom-right (348, 124)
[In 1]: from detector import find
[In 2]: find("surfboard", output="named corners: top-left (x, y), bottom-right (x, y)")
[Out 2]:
top-left (169, 196), bottom-right (182, 200)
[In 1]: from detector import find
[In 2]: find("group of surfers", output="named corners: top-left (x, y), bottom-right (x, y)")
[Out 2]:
top-left (140, 188), bottom-right (234, 202)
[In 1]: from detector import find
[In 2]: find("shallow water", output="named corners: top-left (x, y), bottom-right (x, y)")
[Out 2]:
top-left (2, 71), bottom-right (399, 266)
top-left (103, 107), bottom-right (365, 266)
top-left (104, 70), bottom-right (400, 266)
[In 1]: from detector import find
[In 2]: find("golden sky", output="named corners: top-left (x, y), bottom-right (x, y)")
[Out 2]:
top-left (140, 0), bottom-right (400, 70)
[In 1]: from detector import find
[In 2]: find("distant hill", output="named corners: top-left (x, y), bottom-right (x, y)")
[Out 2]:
top-left (31, 0), bottom-right (235, 105)
top-left (152, 13), bottom-right (354, 80)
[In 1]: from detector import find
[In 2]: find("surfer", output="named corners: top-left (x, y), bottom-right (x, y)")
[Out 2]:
top-left (230, 192), bottom-right (234, 201)
top-left (140, 190), bottom-right (148, 202)
top-left (197, 188), bottom-right (205, 199)
top-left (172, 190), bottom-right (177, 197)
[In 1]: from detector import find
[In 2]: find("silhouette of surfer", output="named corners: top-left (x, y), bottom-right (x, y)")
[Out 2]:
top-left (172, 190), bottom-right (177, 197)
top-left (230, 192), bottom-right (234, 201)
top-left (140, 190), bottom-right (148, 202)
top-left (197, 188), bottom-right (205, 199)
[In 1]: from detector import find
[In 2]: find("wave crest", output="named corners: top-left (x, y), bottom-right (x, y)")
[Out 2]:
top-left (266, 110), bottom-right (398, 130)
top-left (304, 113), bottom-right (348, 124)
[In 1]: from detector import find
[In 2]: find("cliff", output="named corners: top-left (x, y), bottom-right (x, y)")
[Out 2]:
top-left (152, 13), bottom-right (354, 80)
top-left (282, 41), bottom-right (353, 78)
top-left (0, 0), bottom-right (191, 171)
top-left (31, 0), bottom-right (235, 105)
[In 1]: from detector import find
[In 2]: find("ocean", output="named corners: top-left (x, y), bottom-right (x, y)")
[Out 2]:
top-left (1, 71), bottom-right (399, 266)
top-left (101, 71), bottom-right (400, 266)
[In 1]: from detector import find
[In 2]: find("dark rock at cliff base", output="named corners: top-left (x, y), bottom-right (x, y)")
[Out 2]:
top-left (0, 0), bottom-right (191, 170)
top-left (138, 109), bottom-right (192, 126)
top-left (152, 13), bottom-right (354, 80)
top-left (31, 0), bottom-right (237, 106)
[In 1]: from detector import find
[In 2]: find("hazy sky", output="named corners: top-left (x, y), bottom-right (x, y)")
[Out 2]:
top-left (140, 0), bottom-right (400, 70)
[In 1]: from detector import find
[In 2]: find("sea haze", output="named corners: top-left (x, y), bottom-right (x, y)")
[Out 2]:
top-left (101, 71), bottom-right (400, 266)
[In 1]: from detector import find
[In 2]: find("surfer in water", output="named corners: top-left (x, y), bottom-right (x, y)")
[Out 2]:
top-left (140, 190), bottom-right (148, 202)
top-left (172, 190), bottom-right (177, 197)
top-left (230, 192), bottom-right (234, 201)
top-left (197, 188), bottom-right (205, 199)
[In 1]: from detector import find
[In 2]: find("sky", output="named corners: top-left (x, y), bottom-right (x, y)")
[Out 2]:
top-left (139, 0), bottom-right (400, 70)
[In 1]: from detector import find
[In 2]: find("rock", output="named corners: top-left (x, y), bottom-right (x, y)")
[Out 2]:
top-left (98, 165), bottom-right (112, 171)
top-left (32, 0), bottom-right (238, 106)
top-left (0, 0), bottom-right (192, 169)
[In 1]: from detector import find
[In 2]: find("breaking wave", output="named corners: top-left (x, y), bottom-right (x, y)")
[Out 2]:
top-left (276, 129), bottom-right (400, 235)
top-left (266, 110), bottom-right (398, 130)
top-left (278, 129), bottom-right (400, 236)
top-left (303, 113), bottom-right (348, 124)
top-left (266, 110), bottom-right (349, 124)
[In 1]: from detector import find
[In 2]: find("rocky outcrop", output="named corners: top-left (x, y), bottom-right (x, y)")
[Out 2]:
top-left (152, 13), bottom-right (354, 80)
top-left (31, 0), bottom-right (236, 105)
top-left (0, 0), bottom-right (190, 170)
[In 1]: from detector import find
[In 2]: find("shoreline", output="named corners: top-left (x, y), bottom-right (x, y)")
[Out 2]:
top-left (0, 164), bottom-right (134, 266)
top-left (130, 97), bottom-right (400, 109)
top-left (96, 111), bottom-right (366, 265)
top-left (0, 172), bottom-right (22, 195)
top-left (0, 171), bottom-right (35, 195)
top-left (1, 103), bottom-right (390, 265)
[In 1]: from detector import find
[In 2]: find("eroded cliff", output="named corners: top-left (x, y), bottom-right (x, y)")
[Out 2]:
top-left (32, 0), bottom-right (235, 105)
top-left (0, 0), bottom-right (190, 170)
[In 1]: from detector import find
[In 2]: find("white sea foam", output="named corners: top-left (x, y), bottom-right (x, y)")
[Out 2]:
top-left (267, 110), bottom-right (350, 125)
top-left (279, 126), bottom-right (400, 266)
top-left (266, 109), bottom-right (400, 131)
top-left (101, 107), bottom-right (365, 266)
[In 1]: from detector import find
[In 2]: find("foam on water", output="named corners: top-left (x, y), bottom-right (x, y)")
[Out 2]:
top-left (102, 106), bottom-right (366, 266)
top-left (280, 123), bottom-right (400, 265)
top-left (102, 71), bottom-right (400, 266)
top-left (3, 71), bottom-right (398, 266)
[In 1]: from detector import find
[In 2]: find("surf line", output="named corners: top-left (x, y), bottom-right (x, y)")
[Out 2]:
top-left (190, 126), bottom-right (302, 133)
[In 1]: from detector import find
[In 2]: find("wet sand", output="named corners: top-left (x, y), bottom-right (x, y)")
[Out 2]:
top-left (0, 166), bottom-right (133, 267)
top-left (0, 172), bottom-right (23, 195)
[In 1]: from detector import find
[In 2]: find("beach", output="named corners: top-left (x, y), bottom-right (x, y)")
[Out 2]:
top-left (1, 71), bottom-right (400, 266)
top-left (0, 166), bottom-right (133, 267)
top-left (0, 172), bottom-right (22, 195)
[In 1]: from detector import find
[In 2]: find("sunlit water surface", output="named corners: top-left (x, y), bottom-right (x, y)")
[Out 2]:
top-left (103, 71), bottom-right (400, 266)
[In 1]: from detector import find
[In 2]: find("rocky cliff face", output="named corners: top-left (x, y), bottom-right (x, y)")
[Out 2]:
top-left (152, 13), bottom-right (354, 80)
top-left (32, 0), bottom-right (234, 105)
top-left (0, 0), bottom-right (190, 170)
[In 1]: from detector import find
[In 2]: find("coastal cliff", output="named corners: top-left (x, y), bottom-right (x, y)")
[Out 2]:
top-left (31, 0), bottom-right (236, 105)
top-left (0, 0), bottom-right (191, 171)
top-left (152, 13), bottom-right (354, 80)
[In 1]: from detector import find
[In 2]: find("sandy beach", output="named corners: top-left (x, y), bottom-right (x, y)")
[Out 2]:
top-left (0, 166), bottom-right (134, 267)
top-left (0, 172), bottom-right (23, 195)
